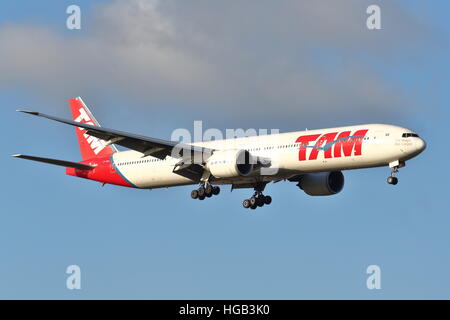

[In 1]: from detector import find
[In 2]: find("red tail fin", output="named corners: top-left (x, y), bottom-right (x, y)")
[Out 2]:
top-left (68, 97), bottom-right (116, 161)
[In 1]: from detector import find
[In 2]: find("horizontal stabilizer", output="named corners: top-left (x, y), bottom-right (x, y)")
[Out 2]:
top-left (12, 154), bottom-right (95, 170)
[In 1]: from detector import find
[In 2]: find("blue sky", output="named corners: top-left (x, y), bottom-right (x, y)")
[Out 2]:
top-left (1, 0), bottom-right (449, 299)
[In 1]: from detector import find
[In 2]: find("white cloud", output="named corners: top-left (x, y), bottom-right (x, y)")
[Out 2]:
top-left (0, 0), bottom-right (431, 126)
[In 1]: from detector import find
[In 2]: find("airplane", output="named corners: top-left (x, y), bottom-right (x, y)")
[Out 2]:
top-left (13, 97), bottom-right (426, 209)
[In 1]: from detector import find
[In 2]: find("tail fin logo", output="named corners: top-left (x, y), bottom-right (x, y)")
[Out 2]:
top-left (74, 107), bottom-right (107, 155)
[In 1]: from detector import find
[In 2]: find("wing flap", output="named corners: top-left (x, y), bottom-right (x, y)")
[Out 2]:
top-left (172, 162), bottom-right (204, 181)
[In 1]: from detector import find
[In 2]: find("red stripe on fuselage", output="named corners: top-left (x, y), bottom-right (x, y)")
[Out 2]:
top-left (65, 156), bottom-right (134, 187)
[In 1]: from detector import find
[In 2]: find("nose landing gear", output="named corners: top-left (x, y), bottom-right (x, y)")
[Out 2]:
top-left (387, 160), bottom-right (405, 185)
top-left (387, 175), bottom-right (398, 185)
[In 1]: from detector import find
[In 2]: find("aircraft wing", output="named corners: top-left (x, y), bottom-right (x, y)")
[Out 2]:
top-left (17, 111), bottom-right (213, 161)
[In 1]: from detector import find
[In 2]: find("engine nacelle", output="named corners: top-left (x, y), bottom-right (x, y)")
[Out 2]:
top-left (206, 149), bottom-right (254, 178)
top-left (298, 171), bottom-right (344, 196)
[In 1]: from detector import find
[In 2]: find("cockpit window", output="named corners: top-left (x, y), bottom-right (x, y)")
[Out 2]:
top-left (402, 133), bottom-right (419, 138)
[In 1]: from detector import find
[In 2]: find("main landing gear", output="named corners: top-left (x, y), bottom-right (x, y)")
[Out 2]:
top-left (242, 182), bottom-right (272, 210)
top-left (191, 183), bottom-right (220, 200)
top-left (242, 192), bottom-right (272, 210)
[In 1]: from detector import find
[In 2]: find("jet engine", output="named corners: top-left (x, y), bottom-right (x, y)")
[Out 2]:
top-left (298, 171), bottom-right (344, 196)
top-left (206, 149), bottom-right (255, 178)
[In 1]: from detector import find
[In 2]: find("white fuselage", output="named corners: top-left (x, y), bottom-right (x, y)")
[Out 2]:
top-left (110, 124), bottom-right (426, 189)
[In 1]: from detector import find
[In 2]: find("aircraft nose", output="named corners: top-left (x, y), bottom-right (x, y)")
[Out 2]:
top-left (416, 138), bottom-right (426, 154)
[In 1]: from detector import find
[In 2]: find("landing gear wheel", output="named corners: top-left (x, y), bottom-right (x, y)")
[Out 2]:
top-left (198, 194), bottom-right (205, 200)
top-left (243, 199), bottom-right (251, 208)
top-left (249, 197), bottom-right (257, 206)
top-left (264, 195), bottom-right (272, 205)
top-left (206, 192), bottom-right (212, 198)
top-left (250, 204), bottom-right (257, 210)
top-left (204, 184), bottom-right (212, 195)
top-left (212, 186), bottom-right (220, 195)
top-left (256, 197), bottom-right (264, 207)
top-left (191, 189), bottom-right (199, 199)
top-left (198, 187), bottom-right (205, 197)
top-left (387, 176), bottom-right (398, 185)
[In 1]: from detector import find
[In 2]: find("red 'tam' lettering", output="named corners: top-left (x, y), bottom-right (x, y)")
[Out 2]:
top-left (296, 129), bottom-right (368, 161)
